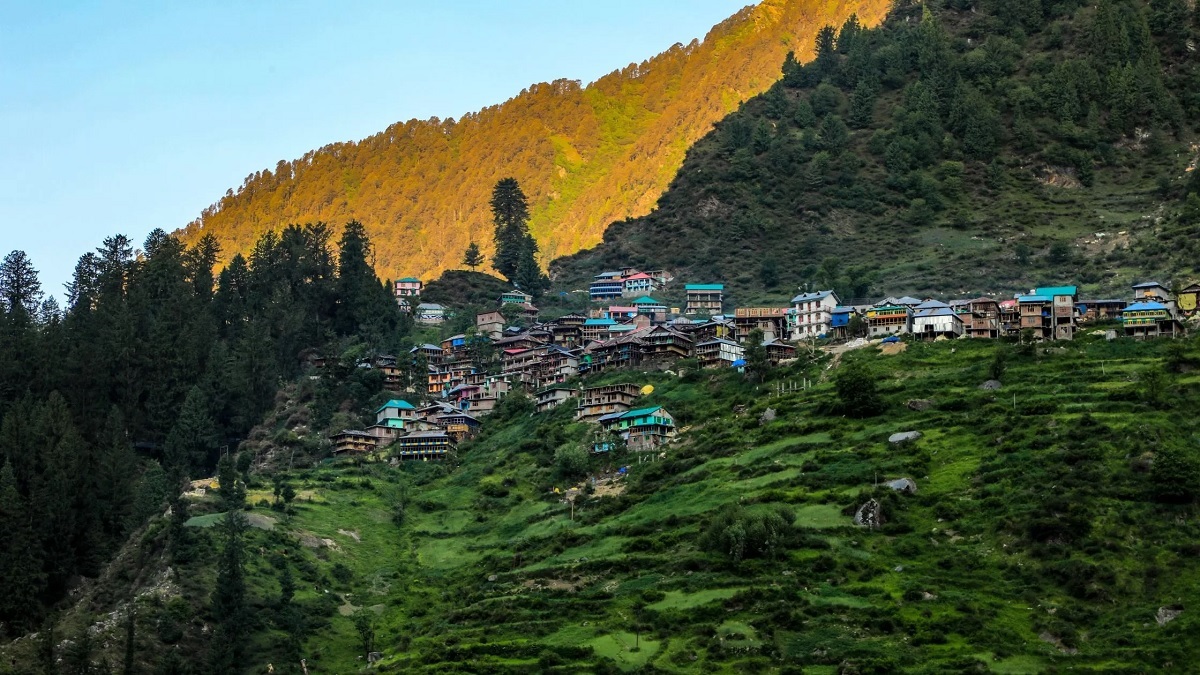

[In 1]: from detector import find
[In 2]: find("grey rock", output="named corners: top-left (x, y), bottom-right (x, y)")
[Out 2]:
top-left (885, 478), bottom-right (918, 494)
top-left (979, 380), bottom-right (1003, 391)
top-left (889, 431), bottom-right (922, 444)
top-left (906, 399), bottom-right (934, 411)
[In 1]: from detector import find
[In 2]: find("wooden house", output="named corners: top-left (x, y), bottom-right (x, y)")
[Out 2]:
top-left (865, 300), bottom-right (912, 337)
top-left (789, 290), bottom-right (840, 339)
top-left (763, 339), bottom-right (797, 363)
top-left (687, 319), bottom-right (734, 343)
top-left (640, 326), bottom-right (693, 363)
top-left (685, 284), bottom-right (724, 316)
top-left (734, 307), bottom-right (789, 342)
top-left (331, 430), bottom-right (377, 455)
top-left (428, 361), bottom-right (475, 396)
top-left (410, 343), bottom-right (444, 367)
top-left (536, 386), bottom-right (576, 413)
top-left (695, 338), bottom-right (744, 369)
top-left (1077, 299), bottom-right (1127, 322)
top-left (441, 334), bottom-right (468, 358)
top-left (600, 406), bottom-right (677, 453)
top-left (393, 430), bottom-right (454, 461)
top-left (431, 413), bottom-right (481, 442)
top-left (631, 296), bottom-right (669, 324)
top-left (830, 307), bottom-right (855, 338)
top-left (997, 299), bottom-right (1020, 335)
top-left (1018, 286), bottom-right (1077, 340)
top-left (582, 318), bottom-right (617, 343)
top-left (577, 384), bottom-right (642, 422)
top-left (1131, 281), bottom-right (1171, 302)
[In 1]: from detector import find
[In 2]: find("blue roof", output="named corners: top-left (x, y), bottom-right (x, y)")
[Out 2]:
top-left (915, 300), bottom-right (950, 310)
top-left (376, 399), bottom-right (416, 414)
top-left (1034, 286), bottom-right (1077, 297)
top-left (731, 359), bottom-right (747, 367)
top-left (832, 307), bottom-right (854, 314)
top-left (632, 296), bottom-right (663, 305)
top-left (791, 289), bottom-right (837, 303)
top-left (914, 307), bottom-right (956, 318)
top-left (1125, 301), bottom-right (1167, 311)
top-left (584, 318), bottom-right (617, 326)
top-left (1132, 281), bottom-right (1167, 289)
top-left (1017, 295), bottom-right (1051, 303)
top-left (686, 284), bottom-right (724, 291)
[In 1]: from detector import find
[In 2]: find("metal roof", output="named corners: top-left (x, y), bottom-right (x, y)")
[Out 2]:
top-left (685, 284), bottom-right (724, 291)
top-left (1034, 286), bottom-right (1077, 297)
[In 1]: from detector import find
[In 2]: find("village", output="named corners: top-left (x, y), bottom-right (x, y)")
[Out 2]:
top-left (330, 268), bottom-right (1200, 461)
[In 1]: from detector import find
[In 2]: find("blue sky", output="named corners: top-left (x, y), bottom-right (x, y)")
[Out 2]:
top-left (0, 0), bottom-right (748, 297)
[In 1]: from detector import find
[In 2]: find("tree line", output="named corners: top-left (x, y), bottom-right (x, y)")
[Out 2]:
top-left (0, 222), bottom-right (405, 634)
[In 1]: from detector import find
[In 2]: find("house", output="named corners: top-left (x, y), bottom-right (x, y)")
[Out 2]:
top-left (536, 386), bottom-right (576, 413)
top-left (331, 430), bottom-right (377, 455)
top-left (394, 278), bottom-right (422, 310)
top-left (410, 343), bottom-right (444, 366)
top-left (998, 299), bottom-right (1020, 335)
top-left (640, 326), bottom-right (694, 363)
top-left (734, 307), bottom-right (789, 342)
top-left (1178, 283), bottom-right (1200, 316)
top-left (1077, 299), bottom-right (1127, 322)
top-left (1018, 286), bottom-right (1077, 340)
top-left (582, 318), bottom-right (618, 343)
top-left (600, 406), bottom-right (677, 453)
top-left (789, 290), bottom-right (841, 339)
top-left (685, 284), bottom-right (724, 316)
top-left (494, 332), bottom-right (546, 351)
top-left (476, 311), bottom-right (506, 339)
top-left (415, 303), bottom-right (448, 325)
top-left (393, 430), bottom-right (454, 461)
top-left (865, 300), bottom-right (912, 337)
top-left (622, 272), bottom-right (655, 297)
top-left (603, 306), bottom-right (639, 321)
top-left (431, 413), bottom-right (481, 442)
top-left (581, 332), bottom-right (647, 374)
top-left (441, 334), bottom-right (468, 357)
top-left (912, 306), bottom-right (964, 340)
top-left (427, 361), bottom-right (475, 396)
top-left (577, 384), bottom-right (642, 422)
top-left (687, 318), bottom-right (734, 343)
top-left (1122, 301), bottom-right (1183, 338)
top-left (590, 272), bottom-right (625, 301)
top-left (949, 297), bottom-right (1000, 338)
top-left (763, 339), bottom-right (797, 363)
top-left (376, 399), bottom-right (417, 428)
top-left (1132, 281), bottom-right (1171, 302)
top-left (549, 317), bottom-right (584, 348)
top-left (631, 296), bottom-right (668, 323)
top-left (695, 338), bottom-right (744, 369)
top-left (830, 307), bottom-right (856, 338)
top-left (500, 289), bottom-right (533, 306)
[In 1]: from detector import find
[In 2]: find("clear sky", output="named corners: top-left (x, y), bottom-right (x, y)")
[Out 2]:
top-left (0, 0), bottom-right (749, 298)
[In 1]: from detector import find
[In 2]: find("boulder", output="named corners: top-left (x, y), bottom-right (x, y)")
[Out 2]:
top-left (854, 498), bottom-right (883, 529)
top-left (889, 431), bottom-right (922, 444)
top-left (979, 380), bottom-right (1002, 391)
top-left (906, 399), bottom-right (933, 411)
top-left (885, 478), bottom-right (918, 494)
top-left (1156, 606), bottom-right (1183, 626)
top-left (759, 408), bottom-right (777, 425)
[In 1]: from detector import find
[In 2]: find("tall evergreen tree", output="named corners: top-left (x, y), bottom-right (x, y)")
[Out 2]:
top-left (490, 178), bottom-right (533, 281)
top-left (462, 242), bottom-right (485, 270)
top-left (209, 511), bottom-right (248, 674)
top-left (164, 386), bottom-right (217, 479)
top-left (0, 461), bottom-right (44, 634)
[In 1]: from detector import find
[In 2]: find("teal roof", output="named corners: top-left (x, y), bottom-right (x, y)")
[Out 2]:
top-left (398, 277), bottom-right (421, 283)
top-left (584, 318), bottom-right (617, 326)
top-left (621, 406), bottom-right (666, 419)
top-left (686, 284), bottom-right (724, 291)
top-left (1017, 295), bottom-right (1051, 303)
top-left (632, 296), bottom-right (663, 305)
top-left (376, 399), bottom-right (416, 413)
top-left (1034, 286), bottom-right (1077, 297)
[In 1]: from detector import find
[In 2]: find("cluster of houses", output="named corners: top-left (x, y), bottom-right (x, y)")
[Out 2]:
top-left (346, 271), bottom-right (1197, 461)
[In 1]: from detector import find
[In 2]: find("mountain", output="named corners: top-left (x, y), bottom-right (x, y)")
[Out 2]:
top-left (552, 0), bottom-right (1200, 304)
top-left (177, 0), bottom-right (891, 281)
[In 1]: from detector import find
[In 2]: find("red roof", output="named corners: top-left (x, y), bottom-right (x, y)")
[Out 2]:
top-left (624, 273), bottom-right (652, 281)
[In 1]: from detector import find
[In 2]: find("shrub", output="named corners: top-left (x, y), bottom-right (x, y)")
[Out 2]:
top-left (699, 503), bottom-right (796, 562)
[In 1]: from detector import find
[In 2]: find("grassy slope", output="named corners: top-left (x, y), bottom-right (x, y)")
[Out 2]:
top-left (37, 332), bottom-right (1200, 673)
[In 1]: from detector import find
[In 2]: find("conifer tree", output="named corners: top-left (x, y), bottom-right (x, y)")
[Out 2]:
top-left (0, 462), bottom-right (44, 634)
top-left (462, 242), bottom-right (485, 270)
top-left (744, 329), bottom-right (769, 383)
top-left (490, 178), bottom-right (533, 281)
top-left (164, 386), bottom-right (217, 479)
top-left (210, 510), bottom-right (248, 674)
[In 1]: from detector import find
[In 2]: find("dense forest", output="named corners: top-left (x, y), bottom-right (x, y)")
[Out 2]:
top-left (0, 223), bottom-right (404, 638)
top-left (177, 0), bottom-right (891, 283)
top-left (554, 0), bottom-right (1200, 303)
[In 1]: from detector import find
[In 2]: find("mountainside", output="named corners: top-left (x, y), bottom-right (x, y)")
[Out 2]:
top-left (552, 0), bottom-right (1200, 304)
top-left (177, 0), bottom-right (891, 281)
top-left (14, 334), bottom-right (1200, 673)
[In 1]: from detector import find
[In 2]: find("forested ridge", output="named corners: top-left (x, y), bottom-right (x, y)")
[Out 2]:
top-left (554, 0), bottom-right (1200, 303)
top-left (177, 0), bottom-right (891, 283)
top-left (0, 224), bottom-right (406, 640)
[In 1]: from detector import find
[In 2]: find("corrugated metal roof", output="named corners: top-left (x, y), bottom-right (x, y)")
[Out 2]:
top-left (686, 284), bottom-right (724, 291)
top-left (791, 289), bottom-right (837, 303)
top-left (1124, 301), bottom-right (1168, 311)
top-left (1034, 286), bottom-right (1077, 297)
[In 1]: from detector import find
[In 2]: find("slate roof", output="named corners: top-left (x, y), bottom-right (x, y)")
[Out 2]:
top-left (791, 289), bottom-right (838, 304)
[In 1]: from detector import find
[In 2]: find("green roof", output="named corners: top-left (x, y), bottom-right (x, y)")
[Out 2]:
top-left (685, 284), bottom-right (724, 291)
top-left (398, 277), bottom-right (421, 283)
top-left (622, 406), bottom-right (666, 419)
top-left (376, 399), bottom-right (416, 414)
top-left (1034, 286), bottom-right (1077, 297)
top-left (632, 296), bottom-right (663, 305)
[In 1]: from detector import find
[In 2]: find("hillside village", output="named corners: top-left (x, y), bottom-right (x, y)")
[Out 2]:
top-left (328, 267), bottom-right (1200, 461)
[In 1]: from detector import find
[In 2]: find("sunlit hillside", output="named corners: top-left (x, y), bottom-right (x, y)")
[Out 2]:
top-left (177, 0), bottom-right (891, 281)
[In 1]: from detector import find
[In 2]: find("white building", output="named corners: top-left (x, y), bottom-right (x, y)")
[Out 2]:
top-left (790, 290), bottom-right (840, 339)
top-left (912, 306), bottom-right (964, 339)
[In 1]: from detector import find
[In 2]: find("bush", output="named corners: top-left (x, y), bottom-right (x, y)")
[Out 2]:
top-left (834, 360), bottom-right (884, 418)
top-left (554, 445), bottom-right (590, 480)
top-left (699, 503), bottom-right (796, 562)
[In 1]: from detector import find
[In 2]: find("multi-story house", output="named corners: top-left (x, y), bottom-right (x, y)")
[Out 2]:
top-left (998, 299), bottom-right (1020, 335)
top-left (789, 290), bottom-right (840, 339)
top-left (865, 300), bottom-right (912, 337)
top-left (589, 272), bottom-right (625, 301)
top-left (576, 384), bottom-right (642, 422)
top-left (392, 430), bottom-right (454, 461)
top-left (734, 307), bottom-right (789, 342)
top-left (476, 310), bottom-right (505, 340)
top-left (685, 284), bottom-right (724, 316)
top-left (622, 272), bottom-right (655, 297)
top-left (394, 278), bottom-right (422, 311)
top-left (695, 338), bottom-right (744, 368)
top-left (912, 304), bottom-right (964, 339)
top-left (415, 303), bottom-right (448, 325)
top-left (1017, 286), bottom-right (1077, 340)
top-left (631, 296), bottom-right (668, 324)
top-left (500, 289), bottom-right (533, 306)
top-left (1077, 299), bottom-right (1127, 323)
top-left (599, 406), bottom-right (677, 453)
top-left (1121, 301), bottom-right (1183, 338)
top-left (582, 318), bottom-right (617, 343)
top-left (536, 386), bottom-right (576, 413)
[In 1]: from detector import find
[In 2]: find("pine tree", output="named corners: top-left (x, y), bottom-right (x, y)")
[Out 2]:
top-left (490, 178), bottom-right (533, 281)
top-left (744, 329), bottom-right (769, 383)
top-left (0, 250), bottom-right (44, 320)
top-left (0, 462), bottom-right (44, 634)
top-left (209, 510), bottom-right (248, 674)
top-left (216, 453), bottom-right (245, 512)
top-left (462, 242), bottom-right (485, 271)
top-left (164, 386), bottom-right (217, 479)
